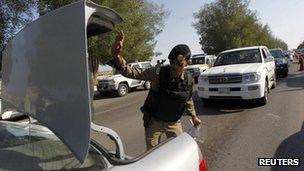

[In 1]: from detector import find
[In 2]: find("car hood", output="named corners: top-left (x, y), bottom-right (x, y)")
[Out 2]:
top-left (205, 63), bottom-right (262, 75)
top-left (1, 0), bottom-right (122, 163)
top-left (185, 64), bottom-right (208, 70)
top-left (100, 74), bottom-right (122, 81)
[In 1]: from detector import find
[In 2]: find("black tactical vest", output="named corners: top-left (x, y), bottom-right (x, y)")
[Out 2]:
top-left (142, 65), bottom-right (192, 122)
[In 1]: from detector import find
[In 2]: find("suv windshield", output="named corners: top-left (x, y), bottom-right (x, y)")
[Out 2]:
top-left (191, 56), bottom-right (206, 65)
top-left (270, 50), bottom-right (284, 58)
top-left (141, 63), bottom-right (152, 69)
top-left (214, 49), bottom-right (262, 67)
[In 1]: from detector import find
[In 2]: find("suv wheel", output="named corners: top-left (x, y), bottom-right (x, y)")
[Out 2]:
top-left (117, 83), bottom-right (128, 97)
top-left (144, 81), bottom-right (151, 90)
top-left (258, 80), bottom-right (269, 105)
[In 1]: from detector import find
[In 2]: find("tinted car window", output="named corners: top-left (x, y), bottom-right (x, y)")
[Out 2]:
top-left (192, 57), bottom-right (206, 64)
top-left (132, 64), bottom-right (140, 69)
top-left (0, 121), bottom-right (105, 170)
top-left (270, 50), bottom-right (284, 58)
top-left (214, 49), bottom-right (262, 66)
top-left (141, 63), bottom-right (152, 69)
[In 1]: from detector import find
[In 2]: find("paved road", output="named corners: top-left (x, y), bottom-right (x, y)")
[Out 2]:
top-left (92, 62), bottom-right (304, 171)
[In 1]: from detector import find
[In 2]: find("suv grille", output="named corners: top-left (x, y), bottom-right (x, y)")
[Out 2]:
top-left (208, 75), bottom-right (242, 84)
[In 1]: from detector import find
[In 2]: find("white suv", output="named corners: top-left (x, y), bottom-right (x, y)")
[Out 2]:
top-left (197, 46), bottom-right (276, 105)
top-left (184, 54), bottom-right (216, 83)
top-left (97, 61), bottom-right (152, 97)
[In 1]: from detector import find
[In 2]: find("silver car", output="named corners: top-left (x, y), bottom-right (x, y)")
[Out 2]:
top-left (0, 0), bottom-right (206, 170)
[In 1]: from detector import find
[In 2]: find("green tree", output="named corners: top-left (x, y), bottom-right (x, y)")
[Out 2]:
top-left (0, 0), bottom-right (35, 65)
top-left (193, 0), bottom-right (288, 54)
top-left (0, 0), bottom-right (35, 50)
top-left (297, 41), bottom-right (304, 50)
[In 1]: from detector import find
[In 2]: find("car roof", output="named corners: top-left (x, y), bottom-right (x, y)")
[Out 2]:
top-left (192, 54), bottom-right (206, 59)
top-left (220, 46), bottom-right (265, 54)
top-left (129, 61), bottom-right (151, 65)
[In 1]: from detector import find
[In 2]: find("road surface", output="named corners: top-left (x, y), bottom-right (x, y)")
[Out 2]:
top-left (92, 62), bottom-right (304, 171)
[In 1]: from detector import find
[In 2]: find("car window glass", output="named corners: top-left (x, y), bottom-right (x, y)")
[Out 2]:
top-left (191, 57), bottom-right (206, 64)
top-left (141, 63), bottom-right (152, 69)
top-left (0, 121), bottom-right (106, 170)
top-left (132, 64), bottom-right (140, 69)
top-left (270, 50), bottom-right (284, 58)
top-left (214, 49), bottom-right (262, 66)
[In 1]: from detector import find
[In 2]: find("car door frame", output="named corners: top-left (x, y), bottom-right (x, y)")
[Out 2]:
top-left (261, 47), bottom-right (275, 84)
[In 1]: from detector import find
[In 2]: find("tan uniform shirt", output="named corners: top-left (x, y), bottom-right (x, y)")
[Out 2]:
top-left (117, 59), bottom-right (197, 117)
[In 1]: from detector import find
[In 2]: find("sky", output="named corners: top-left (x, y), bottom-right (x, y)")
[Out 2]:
top-left (149, 0), bottom-right (304, 63)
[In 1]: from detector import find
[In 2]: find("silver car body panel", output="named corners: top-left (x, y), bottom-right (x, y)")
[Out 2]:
top-left (0, 120), bottom-right (203, 170)
top-left (108, 133), bottom-right (202, 171)
top-left (1, 0), bottom-right (122, 162)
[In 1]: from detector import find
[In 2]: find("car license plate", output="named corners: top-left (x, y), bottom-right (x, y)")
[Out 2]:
top-left (218, 87), bottom-right (230, 94)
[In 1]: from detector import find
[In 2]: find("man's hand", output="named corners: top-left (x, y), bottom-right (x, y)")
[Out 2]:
top-left (191, 115), bottom-right (202, 127)
top-left (112, 30), bottom-right (125, 65)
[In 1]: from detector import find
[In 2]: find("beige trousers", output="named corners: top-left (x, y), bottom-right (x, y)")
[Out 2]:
top-left (145, 117), bottom-right (183, 150)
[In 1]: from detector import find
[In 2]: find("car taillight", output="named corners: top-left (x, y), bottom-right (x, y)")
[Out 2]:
top-left (199, 159), bottom-right (207, 171)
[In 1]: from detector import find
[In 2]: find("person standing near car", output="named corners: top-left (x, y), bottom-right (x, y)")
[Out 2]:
top-left (109, 30), bottom-right (202, 150)
top-left (297, 52), bottom-right (304, 71)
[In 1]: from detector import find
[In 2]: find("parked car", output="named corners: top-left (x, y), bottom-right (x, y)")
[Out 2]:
top-left (269, 48), bottom-right (289, 77)
top-left (197, 46), bottom-right (276, 105)
top-left (97, 61), bottom-right (152, 97)
top-left (284, 51), bottom-right (294, 62)
top-left (0, 1), bottom-right (206, 170)
top-left (184, 54), bottom-right (216, 83)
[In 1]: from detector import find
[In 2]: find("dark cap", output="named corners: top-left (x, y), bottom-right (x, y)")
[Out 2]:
top-left (168, 44), bottom-right (191, 61)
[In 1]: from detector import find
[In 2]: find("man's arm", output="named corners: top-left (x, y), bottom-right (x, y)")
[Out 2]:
top-left (185, 97), bottom-right (197, 117)
top-left (111, 30), bottom-right (156, 81)
top-left (186, 78), bottom-right (201, 126)
top-left (185, 83), bottom-right (197, 117)
top-left (117, 58), bottom-right (157, 81)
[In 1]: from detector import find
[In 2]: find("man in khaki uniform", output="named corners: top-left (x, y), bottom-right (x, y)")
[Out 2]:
top-left (110, 31), bottom-right (202, 150)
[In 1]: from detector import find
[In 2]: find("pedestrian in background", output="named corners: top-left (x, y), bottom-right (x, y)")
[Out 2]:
top-left (298, 52), bottom-right (304, 71)
top-left (109, 30), bottom-right (202, 150)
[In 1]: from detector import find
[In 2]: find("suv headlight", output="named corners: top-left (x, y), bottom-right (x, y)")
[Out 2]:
top-left (242, 72), bottom-right (261, 83)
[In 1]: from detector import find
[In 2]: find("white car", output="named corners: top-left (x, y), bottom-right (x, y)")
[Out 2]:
top-left (97, 61), bottom-right (152, 97)
top-left (184, 54), bottom-right (216, 83)
top-left (0, 1), bottom-right (206, 170)
top-left (197, 46), bottom-right (276, 105)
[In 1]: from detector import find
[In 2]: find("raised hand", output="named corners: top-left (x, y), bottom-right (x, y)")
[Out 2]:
top-left (112, 30), bottom-right (125, 60)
